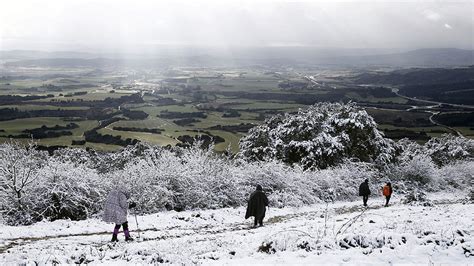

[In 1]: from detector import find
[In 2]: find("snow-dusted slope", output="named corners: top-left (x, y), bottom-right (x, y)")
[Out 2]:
top-left (0, 193), bottom-right (472, 265)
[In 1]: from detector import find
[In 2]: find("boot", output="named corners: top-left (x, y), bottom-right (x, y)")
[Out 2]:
top-left (111, 227), bottom-right (119, 242)
top-left (124, 229), bottom-right (134, 242)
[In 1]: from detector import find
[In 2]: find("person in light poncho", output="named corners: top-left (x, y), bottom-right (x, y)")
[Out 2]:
top-left (103, 187), bottom-right (136, 242)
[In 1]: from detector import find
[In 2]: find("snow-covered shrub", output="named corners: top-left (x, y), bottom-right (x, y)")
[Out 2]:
top-left (94, 143), bottom-right (150, 174)
top-left (397, 135), bottom-right (473, 167)
top-left (388, 154), bottom-right (437, 186)
top-left (239, 102), bottom-right (396, 169)
top-left (257, 241), bottom-right (276, 254)
top-left (436, 160), bottom-right (473, 189)
top-left (262, 231), bottom-right (314, 253)
top-left (394, 139), bottom-right (433, 187)
top-left (108, 144), bottom-right (378, 212)
top-left (402, 189), bottom-right (429, 205)
top-left (424, 134), bottom-right (473, 166)
top-left (0, 129), bottom-right (471, 225)
top-left (241, 160), bottom-right (376, 207)
top-left (0, 141), bottom-right (47, 225)
top-left (391, 136), bottom-right (473, 191)
top-left (51, 147), bottom-right (99, 168)
top-left (0, 141), bottom-right (112, 225)
top-left (112, 156), bottom-right (174, 214)
top-left (315, 161), bottom-right (378, 201)
top-left (0, 140), bottom-right (383, 225)
top-left (166, 143), bottom-right (240, 210)
top-left (396, 138), bottom-right (423, 161)
top-left (337, 234), bottom-right (407, 251)
top-left (35, 158), bottom-right (108, 221)
top-left (115, 143), bottom-right (247, 211)
top-left (235, 160), bottom-right (318, 208)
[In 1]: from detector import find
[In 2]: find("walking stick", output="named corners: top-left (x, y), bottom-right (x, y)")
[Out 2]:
top-left (134, 210), bottom-right (141, 239)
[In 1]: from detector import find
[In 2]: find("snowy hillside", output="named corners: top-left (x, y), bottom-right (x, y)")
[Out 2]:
top-left (0, 103), bottom-right (472, 265)
top-left (1, 192), bottom-right (472, 265)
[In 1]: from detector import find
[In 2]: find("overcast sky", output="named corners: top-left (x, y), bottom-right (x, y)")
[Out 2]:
top-left (0, 0), bottom-right (472, 52)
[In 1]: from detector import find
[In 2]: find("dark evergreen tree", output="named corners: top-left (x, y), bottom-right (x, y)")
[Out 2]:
top-left (239, 102), bottom-right (397, 169)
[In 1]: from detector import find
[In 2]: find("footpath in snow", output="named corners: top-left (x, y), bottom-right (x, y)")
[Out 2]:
top-left (0, 192), bottom-right (472, 265)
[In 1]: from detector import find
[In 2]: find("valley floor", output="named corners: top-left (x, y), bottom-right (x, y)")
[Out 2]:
top-left (0, 192), bottom-right (472, 265)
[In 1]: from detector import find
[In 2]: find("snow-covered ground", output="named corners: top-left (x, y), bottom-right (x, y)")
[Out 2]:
top-left (0, 192), bottom-right (472, 265)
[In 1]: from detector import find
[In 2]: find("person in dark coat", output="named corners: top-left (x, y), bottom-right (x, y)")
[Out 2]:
top-left (382, 182), bottom-right (393, 207)
top-left (245, 185), bottom-right (269, 227)
top-left (103, 187), bottom-right (136, 242)
top-left (358, 179), bottom-right (371, 207)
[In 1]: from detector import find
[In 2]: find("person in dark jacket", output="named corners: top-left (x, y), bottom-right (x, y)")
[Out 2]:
top-left (382, 182), bottom-right (393, 207)
top-left (358, 179), bottom-right (371, 207)
top-left (103, 187), bottom-right (136, 242)
top-left (245, 185), bottom-right (269, 227)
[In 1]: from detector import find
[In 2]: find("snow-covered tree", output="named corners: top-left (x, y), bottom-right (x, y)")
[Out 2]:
top-left (239, 102), bottom-right (397, 169)
top-left (0, 141), bottom-right (46, 224)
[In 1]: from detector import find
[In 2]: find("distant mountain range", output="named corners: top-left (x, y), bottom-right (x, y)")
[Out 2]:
top-left (1, 48), bottom-right (473, 68)
top-left (0, 50), bottom-right (96, 60)
top-left (355, 65), bottom-right (474, 85)
top-left (354, 66), bottom-right (474, 105)
top-left (329, 48), bottom-right (474, 67)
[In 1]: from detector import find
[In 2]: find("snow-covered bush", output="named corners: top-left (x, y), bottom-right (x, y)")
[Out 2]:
top-left (113, 143), bottom-right (248, 212)
top-left (0, 127), bottom-right (471, 225)
top-left (165, 143), bottom-right (242, 210)
top-left (112, 157), bottom-right (174, 214)
top-left (290, 161), bottom-right (378, 205)
top-left (424, 134), bottom-right (473, 166)
top-left (0, 141), bottom-right (111, 225)
top-left (239, 102), bottom-right (397, 169)
top-left (104, 143), bottom-right (377, 212)
top-left (394, 136), bottom-right (473, 190)
top-left (0, 141), bottom-right (47, 225)
top-left (35, 158), bottom-right (108, 222)
top-left (239, 161), bottom-right (319, 208)
top-left (402, 189), bottom-right (429, 205)
top-left (436, 160), bottom-right (473, 189)
top-left (391, 154), bottom-right (437, 185)
top-left (396, 138), bottom-right (423, 161)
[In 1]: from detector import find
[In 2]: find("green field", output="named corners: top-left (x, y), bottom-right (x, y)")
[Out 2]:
top-left (0, 104), bottom-right (90, 111)
top-left (1, 66), bottom-right (472, 152)
top-left (0, 117), bottom-right (98, 147)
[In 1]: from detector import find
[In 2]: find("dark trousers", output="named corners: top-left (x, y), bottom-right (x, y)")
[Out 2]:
top-left (362, 195), bottom-right (369, 206)
top-left (254, 216), bottom-right (264, 226)
top-left (385, 195), bottom-right (391, 207)
top-left (114, 222), bottom-right (129, 232)
top-left (112, 222), bottom-right (130, 241)
top-left (112, 222), bottom-right (130, 242)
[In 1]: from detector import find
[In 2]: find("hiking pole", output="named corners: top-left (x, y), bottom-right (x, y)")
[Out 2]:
top-left (266, 206), bottom-right (269, 223)
top-left (134, 209), bottom-right (141, 239)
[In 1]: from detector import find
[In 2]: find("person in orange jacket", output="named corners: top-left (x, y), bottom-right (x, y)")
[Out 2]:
top-left (382, 182), bottom-right (393, 207)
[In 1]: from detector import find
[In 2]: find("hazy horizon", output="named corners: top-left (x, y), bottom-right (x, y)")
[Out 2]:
top-left (1, 0), bottom-right (472, 54)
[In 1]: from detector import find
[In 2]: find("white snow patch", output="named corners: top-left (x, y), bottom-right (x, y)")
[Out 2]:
top-left (0, 193), bottom-right (472, 265)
